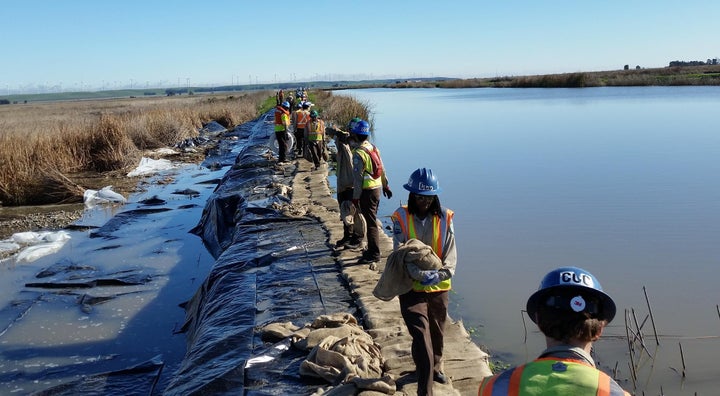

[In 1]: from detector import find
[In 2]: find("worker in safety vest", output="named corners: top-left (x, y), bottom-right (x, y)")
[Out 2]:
top-left (274, 101), bottom-right (291, 163)
top-left (327, 117), bottom-right (364, 250)
top-left (391, 168), bottom-right (455, 396)
top-left (305, 110), bottom-right (325, 169)
top-left (349, 120), bottom-right (392, 264)
top-left (291, 101), bottom-right (310, 156)
top-left (478, 266), bottom-right (631, 396)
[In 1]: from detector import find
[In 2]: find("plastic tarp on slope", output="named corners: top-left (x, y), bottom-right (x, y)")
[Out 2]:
top-left (164, 112), bottom-right (356, 395)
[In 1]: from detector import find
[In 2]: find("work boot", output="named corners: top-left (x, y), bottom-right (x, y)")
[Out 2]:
top-left (334, 237), bottom-right (350, 249)
top-left (344, 237), bottom-right (362, 250)
top-left (358, 252), bottom-right (380, 264)
top-left (433, 371), bottom-right (449, 384)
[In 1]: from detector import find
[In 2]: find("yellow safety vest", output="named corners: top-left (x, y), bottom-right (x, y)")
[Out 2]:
top-left (274, 107), bottom-right (289, 132)
top-left (307, 120), bottom-right (324, 141)
top-left (354, 142), bottom-right (382, 189)
top-left (391, 206), bottom-right (454, 292)
top-left (478, 357), bottom-right (631, 396)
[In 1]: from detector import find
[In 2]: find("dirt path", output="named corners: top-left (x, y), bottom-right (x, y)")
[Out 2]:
top-left (291, 158), bottom-right (492, 395)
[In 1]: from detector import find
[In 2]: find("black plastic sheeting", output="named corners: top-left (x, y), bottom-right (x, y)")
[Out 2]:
top-left (31, 356), bottom-right (165, 396)
top-left (163, 111), bottom-right (357, 395)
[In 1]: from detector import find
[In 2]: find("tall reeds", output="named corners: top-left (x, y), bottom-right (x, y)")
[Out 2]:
top-left (312, 90), bottom-right (372, 129)
top-left (0, 91), bottom-right (269, 206)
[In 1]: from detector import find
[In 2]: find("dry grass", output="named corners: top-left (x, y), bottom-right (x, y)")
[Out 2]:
top-left (311, 90), bottom-right (373, 129)
top-left (0, 91), bottom-right (270, 205)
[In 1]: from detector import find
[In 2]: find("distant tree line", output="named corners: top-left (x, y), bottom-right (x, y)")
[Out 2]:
top-left (669, 58), bottom-right (719, 67)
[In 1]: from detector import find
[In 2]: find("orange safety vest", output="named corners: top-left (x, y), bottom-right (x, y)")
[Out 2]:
top-left (295, 110), bottom-right (309, 129)
top-left (478, 357), bottom-right (631, 396)
top-left (274, 107), bottom-right (289, 132)
top-left (391, 206), bottom-right (454, 292)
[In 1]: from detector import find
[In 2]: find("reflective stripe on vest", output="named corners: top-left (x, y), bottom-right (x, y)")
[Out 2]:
top-left (296, 110), bottom-right (309, 128)
top-left (478, 357), bottom-right (630, 396)
top-left (307, 120), bottom-right (324, 141)
top-left (391, 207), bottom-right (454, 292)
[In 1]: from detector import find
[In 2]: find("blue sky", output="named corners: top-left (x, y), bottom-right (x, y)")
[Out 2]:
top-left (2, 0), bottom-right (718, 93)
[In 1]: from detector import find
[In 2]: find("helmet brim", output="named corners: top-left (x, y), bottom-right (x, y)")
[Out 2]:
top-left (526, 285), bottom-right (616, 324)
top-left (403, 183), bottom-right (441, 195)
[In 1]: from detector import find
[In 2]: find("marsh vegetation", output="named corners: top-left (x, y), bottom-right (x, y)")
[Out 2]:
top-left (378, 64), bottom-right (720, 88)
top-left (0, 90), bottom-right (370, 207)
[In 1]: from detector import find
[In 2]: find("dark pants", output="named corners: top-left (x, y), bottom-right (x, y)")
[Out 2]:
top-left (294, 127), bottom-right (305, 154)
top-left (360, 187), bottom-right (381, 260)
top-left (308, 141), bottom-right (324, 167)
top-left (399, 290), bottom-right (449, 396)
top-left (275, 130), bottom-right (288, 162)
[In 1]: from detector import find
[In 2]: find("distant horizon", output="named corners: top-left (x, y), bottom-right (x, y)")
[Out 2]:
top-left (4, 1), bottom-right (718, 96)
top-left (4, 59), bottom-right (719, 97)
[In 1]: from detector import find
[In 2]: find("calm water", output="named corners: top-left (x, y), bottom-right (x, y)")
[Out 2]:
top-left (336, 87), bottom-right (720, 395)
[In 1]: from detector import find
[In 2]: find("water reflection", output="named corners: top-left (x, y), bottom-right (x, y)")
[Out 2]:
top-left (336, 87), bottom-right (720, 394)
top-left (0, 165), bottom-right (221, 394)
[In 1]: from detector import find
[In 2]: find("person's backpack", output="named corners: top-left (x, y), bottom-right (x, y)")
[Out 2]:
top-left (360, 145), bottom-right (383, 179)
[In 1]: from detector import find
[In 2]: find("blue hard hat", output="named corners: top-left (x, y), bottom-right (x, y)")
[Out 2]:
top-left (403, 168), bottom-right (442, 195)
top-left (526, 266), bottom-right (616, 323)
top-left (348, 117), bottom-right (362, 131)
top-left (281, 101), bottom-right (290, 108)
top-left (351, 120), bottom-right (370, 136)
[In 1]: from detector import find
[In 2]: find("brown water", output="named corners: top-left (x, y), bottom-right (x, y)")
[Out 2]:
top-left (337, 87), bottom-right (720, 395)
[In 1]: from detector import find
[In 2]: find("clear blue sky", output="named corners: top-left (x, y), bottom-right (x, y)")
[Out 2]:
top-left (2, 0), bottom-right (718, 93)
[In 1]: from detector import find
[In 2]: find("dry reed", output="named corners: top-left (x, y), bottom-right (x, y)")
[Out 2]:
top-left (312, 90), bottom-right (372, 129)
top-left (0, 91), bottom-right (269, 205)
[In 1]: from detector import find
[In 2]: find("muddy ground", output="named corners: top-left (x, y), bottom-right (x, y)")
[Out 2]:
top-left (0, 143), bottom-right (213, 241)
top-left (0, 207), bottom-right (84, 240)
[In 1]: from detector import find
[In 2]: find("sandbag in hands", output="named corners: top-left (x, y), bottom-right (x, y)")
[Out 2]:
top-left (372, 239), bottom-right (442, 301)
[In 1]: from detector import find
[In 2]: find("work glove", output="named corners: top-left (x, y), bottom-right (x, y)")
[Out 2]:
top-left (383, 186), bottom-right (392, 199)
top-left (420, 270), bottom-right (441, 286)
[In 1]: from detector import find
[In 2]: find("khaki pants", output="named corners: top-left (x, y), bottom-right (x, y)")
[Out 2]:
top-left (399, 290), bottom-right (449, 396)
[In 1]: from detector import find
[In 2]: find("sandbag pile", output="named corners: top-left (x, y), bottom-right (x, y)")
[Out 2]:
top-left (260, 313), bottom-right (396, 395)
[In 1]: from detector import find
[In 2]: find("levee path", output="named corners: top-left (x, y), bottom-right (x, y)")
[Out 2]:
top-left (290, 158), bottom-right (492, 395)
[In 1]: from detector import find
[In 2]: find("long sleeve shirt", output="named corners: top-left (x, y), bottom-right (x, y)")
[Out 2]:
top-left (332, 130), bottom-right (354, 192)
